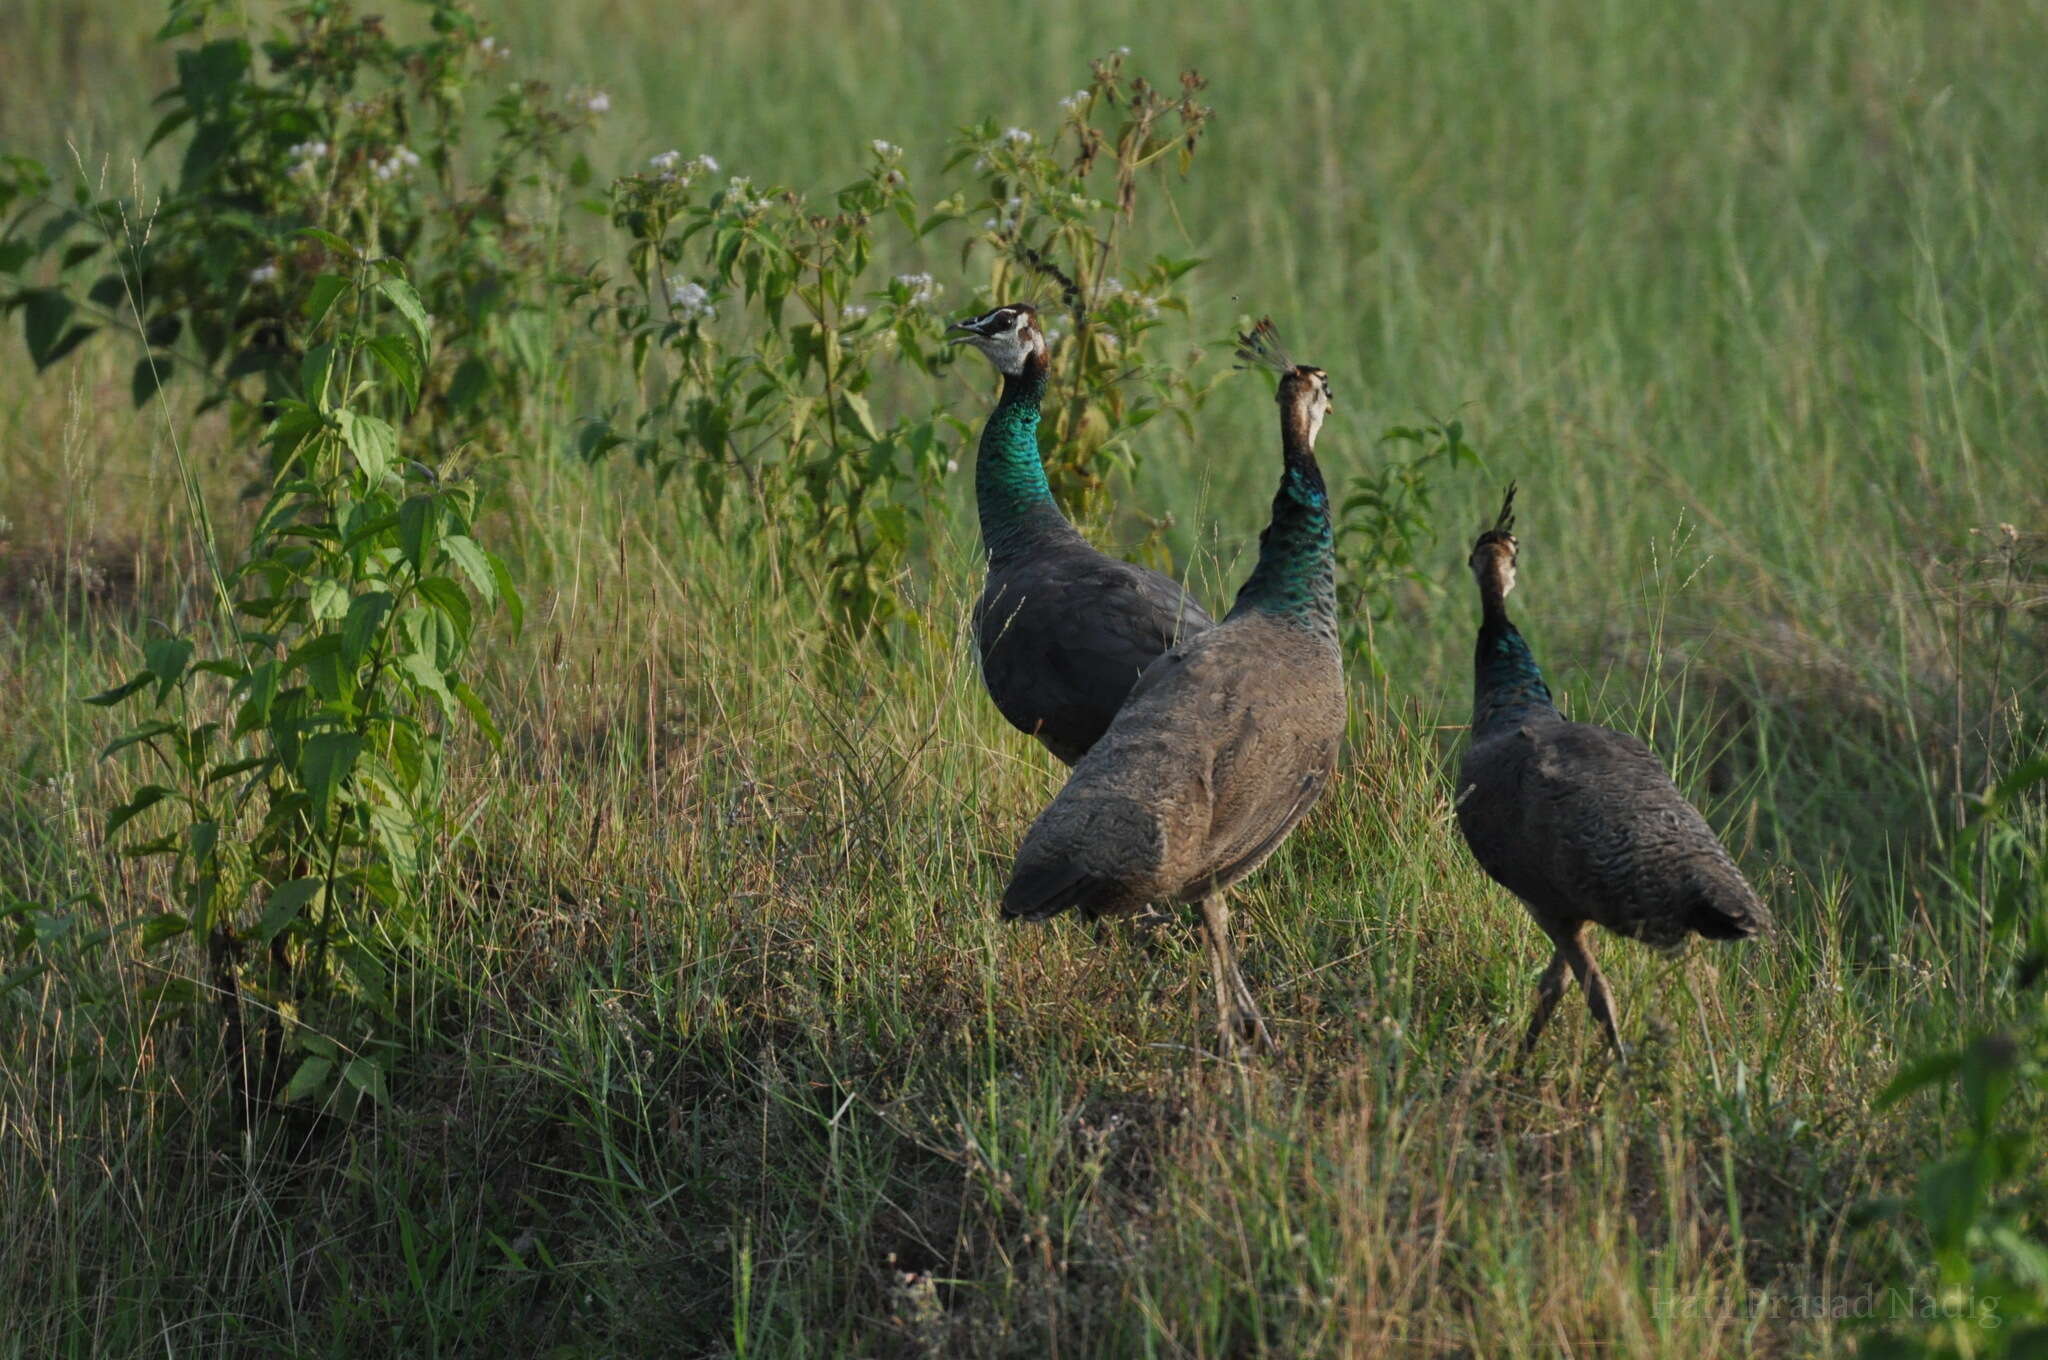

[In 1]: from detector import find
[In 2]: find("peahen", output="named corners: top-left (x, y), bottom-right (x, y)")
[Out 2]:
top-left (1000, 321), bottom-right (1347, 1053)
top-left (1454, 485), bottom-right (1769, 1068)
top-left (948, 302), bottom-right (1213, 765)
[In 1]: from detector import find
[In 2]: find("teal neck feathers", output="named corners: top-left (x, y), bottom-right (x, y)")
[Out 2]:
top-left (1472, 599), bottom-right (1558, 733)
top-left (1228, 422), bottom-right (1336, 638)
top-left (975, 356), bottom-right (1073, 562)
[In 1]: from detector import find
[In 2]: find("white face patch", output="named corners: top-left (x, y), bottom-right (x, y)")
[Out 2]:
top-left (961, 308), bottom-right (1041, 376)
top-left (1288, 370), bottom-right (1332, 447)
top-left (1470, 541), bottom-right (1517, 596)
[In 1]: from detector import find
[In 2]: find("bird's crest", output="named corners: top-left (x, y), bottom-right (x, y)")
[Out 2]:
top-left (1234, 317), bottom-right (1295, 374)
top-left (1478, 482), bottom-right (1518, 546)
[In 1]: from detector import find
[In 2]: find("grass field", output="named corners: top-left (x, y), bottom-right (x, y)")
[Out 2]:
top-left (3, 0), bottom-right (2045, 1353)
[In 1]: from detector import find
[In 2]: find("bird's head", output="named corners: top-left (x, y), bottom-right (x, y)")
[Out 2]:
top-left (1235, 318), bottom-right (1333, 447)
top-left (1469, 483), bottom-right (1520, 603)
top-left (946, 302), bottom-right (1046, 377)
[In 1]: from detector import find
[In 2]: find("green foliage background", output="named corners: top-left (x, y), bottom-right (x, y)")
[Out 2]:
top-left (1, 0), bottom-right (2044, 1354)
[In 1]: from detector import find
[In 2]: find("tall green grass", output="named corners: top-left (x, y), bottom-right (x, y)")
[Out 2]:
top-left (3, 0), bottom-right (2043, 1353)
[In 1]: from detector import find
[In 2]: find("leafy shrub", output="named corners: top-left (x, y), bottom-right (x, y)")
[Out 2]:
top-left (579, 51), bottom-right (1221, 638)
top-left (1861, 757), bottom-right (2048, 1357)
top-left (1333, 418), bottom-right (1481, 669)
top-left (0, 0), bottom-right (595, 457)
top-left (70, 239), bottom-right (517, 1117)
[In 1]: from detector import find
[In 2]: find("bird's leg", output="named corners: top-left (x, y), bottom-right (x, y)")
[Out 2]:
top-left (1517, 944), bottom-right (1573, 1063)
top-left (1200, 894), bottom-right (1274, 1056)
top-left (1558, 928), bottom-right (1628, 1071)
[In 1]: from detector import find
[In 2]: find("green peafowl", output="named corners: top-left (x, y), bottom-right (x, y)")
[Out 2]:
top-left (1454, 485), bottom-right (1769, 1068)
top-left (1000, 320), bottom-right (1347, 1054)
top-left (948, 302), bottom-right (1213, 766)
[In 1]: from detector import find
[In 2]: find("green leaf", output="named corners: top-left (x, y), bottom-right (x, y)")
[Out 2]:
top-left (22, 288), bottom-right (94, 370)
top-left (101, 719), bottom-right (179, 760)
top-left (439, 535), bottom-right (495, 603)
top-left (140, 912), bottom-right (189, 948)
top-left (131, 355), bottom-right (174, 407)
top-left (397, 650), bottom-right (456, 717)
top-left (144, 637), bottom-right (194, 698)
top-left (303, 273), bottom-right (351, 328)
top-left (280, 1054), bottom-right (334, 1104)
top-left (413, 577), bottom-right (473, 646)
top-left (342, 1056), bottom-right (389, 1103)
top-left (203, 755), bottom-right (270, 786)
top-left (144, 106), bottom-right (192, 151)
top-left (841, 391), bottom-right (882, 442)
top-left (299, 732), bottom-right (361, 825)
top-left (105, 784), bottom-right (175, 837)
top-left (298, 343), bottom-right (336, 406)
top-left (375, 276), bottom-right (432, 355)
top-left (1960, 1032), bottom-right (2019, 1137)
top-left (365, 797), bottom-right (420, 880)
top-left (175, 38), bottom-right (250, 111)
top-left (453, 680), bottom-right (503, 751)
top-left (397, 495), bottom-right (436, 571)
top-left (445, 355), bottom-right (490, 414)
top-left (488, 552), bottom-right (523, 635)
top-left (308, 577), bottom-right (349, 622)
top-left (341, 943), bottom-right (392, 1015)
top-left (297, 228), bottom-right (358, 261)
top-left (366, 334), bottom-right (421, 407)
top-left (257, 878), bottom-right (322, 945)
top-left (1917, 1150), bottom-right (1988, 1254)
top-left (337, 411), bottom-right (397, 481)
top-left (84, 672), bottom-right (151, 707)
top-left (341, 590), bottom-right (395, 667)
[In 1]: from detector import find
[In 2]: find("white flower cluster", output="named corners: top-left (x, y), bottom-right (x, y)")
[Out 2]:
top-left (870, 139), bottom-right (900, 158)
top-left (371, 145), bottom-right (422, 181)
top-left (894, 272), bottom-right (939, 306)
top-left (647, 150), bottom-right (721, 184)
top-left (477, 35), bottom-right (509, 61)
top-left (249, 262), bottom-right (280, 285)
top-left (1098, 276), bottom-right (1160, 317)
top-left (840, 304), bottom-right (870, 323)
top-left (666, 277), bottom-right (715, 321)
top-left (286, 140), bottom-right (330, 178)
top-left (580, 90), bottom-right (611, 115)
top-left (723, 175), bottom-right (772, 215)
top-left (1002, 127), bottom-right (1033, 146)
top-left (1057, 89), bottom-right (1091, 112)
top-left (981, 195), bottom-right (1024, 233)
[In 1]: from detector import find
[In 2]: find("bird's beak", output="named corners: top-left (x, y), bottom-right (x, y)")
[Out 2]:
top-left (945, 318), bottom-right (988, 342)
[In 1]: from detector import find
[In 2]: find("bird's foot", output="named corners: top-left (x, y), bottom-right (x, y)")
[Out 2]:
top-left (1217, 1002), bottom-right (1277, 1058)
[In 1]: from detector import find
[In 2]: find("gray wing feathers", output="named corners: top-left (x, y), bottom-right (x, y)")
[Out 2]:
top-left (1002, 621), bottom-right (1345, 919)
top-left (1461, 720), bottom-right (1767, 948)
top-left (979, 545), bottom-right (1213, 765)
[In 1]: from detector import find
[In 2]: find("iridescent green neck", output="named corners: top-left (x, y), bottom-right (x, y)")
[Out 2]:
top-left (1472, 602), bottom-right (1558, 733)
top-left (1228, 438), bottom-right (1336, 638)
top-left (975, 359), bottom-right (1070, 561)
